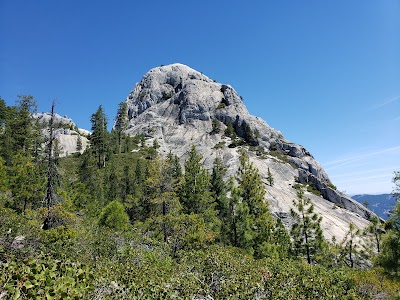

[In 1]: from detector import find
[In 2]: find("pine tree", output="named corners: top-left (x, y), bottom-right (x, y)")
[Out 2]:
top-left (114, 102), bottom-right (128, 154)
top-left (224, 120), bottom-right (236, 139)
top-left (365, 215), bottom-right (384, 254)
top-left (44, 101), bottom-right (59, 210)
top-left (76, 134), bottom-right (83, 152)
top-left (179, 145), bottom-right (220, 235)
top-left (98, 200), bottom-right (130, 231)
top-left (105, 158), bottom-right (118, 203)
top-left (180, 145), bottom-right (210, 214)
top-left (9, 152), bottom-right (45, 212)
top-left (232, 150), bottom-right (275, 257)
top-left (267, 167), bottom-right (274, 186)
top-left (290, 189), bottom-right (325, 264)
top-left (90, 105), bottom-right (108, 168)
top-left (166, 151), bottom-right (182, 180)
top-left (145, 157), bottom-right (181, 242)
top-left (0, 156), bottom-right (8, 194)
top-left (12, 95), bottom-right (38, 153)
top-left (211, 118), bottom-right (221, 134)
top-left (211, 157), bottom-right (227, 215)
top-left (339, 222), bottom-right (365, 268)
top-left (377, 171), bottom-right (400, 274)
top-left (78, 149), bottom-right (104, 206)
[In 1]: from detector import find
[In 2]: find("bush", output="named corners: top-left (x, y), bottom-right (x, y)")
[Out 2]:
top-left (0, 253), bottom-right (94, 299)
top-left (98, 200), bottom-right (130, 231)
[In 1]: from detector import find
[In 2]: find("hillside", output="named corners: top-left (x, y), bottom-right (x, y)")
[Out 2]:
top-left (1, 74), bottom-right (399, 299)
top-left (119, 63), bottom-right (374, 242)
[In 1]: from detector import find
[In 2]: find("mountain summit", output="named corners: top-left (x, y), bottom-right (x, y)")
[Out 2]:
top-left (119, 63), bottom-right (374, 240)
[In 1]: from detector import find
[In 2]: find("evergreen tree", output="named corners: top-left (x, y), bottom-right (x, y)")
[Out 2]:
top-left (377, 171), bottom-right (400, 275)
top-left (104, 159), bottom-right (118, 203)
top-left (166, 151), bottom-right (182, 180)
top-left (210, 157), bottom-right (229, 242)
top-left (9, 152), bottom-right (44, 212)
top-left (76, 134), bottom-right (83, 152)
top-left (98, 200), bottom-right (130, 231)
top-left (272, 218), bottom-right (292, 259)
top-left (180, 145), bottom-right (210, 214)
top-left (78, 149), bottom-right (104, 206)
top-left (114, 102), bottom-right (128, 154)
top-left (228, 179), bottom-right (253, 251)
top-left (44, 101), bottom-right (59, 210)
top-left (90, 105), bottom-right (108, 168)
top-left (0, 96), bottom-right (40, 163)
top-left (339, 222), bottom-right (365, 268)
top-left (231, 151), bottom-right (275, 257)
top-left (145, 157), bottom-right (181, 242)
top-left (180, 145), bottom-right (220, 235)
top-left (224, 120), bottom-right (236, 139)
top-left (12, 95), bottom-right (38, 153)
top-left (120, 164), bottom-right (131, 203)
top-left (0, 156), bottom-right (8, 194)
top-left (267, 167), bottom-right (274, 186)
top-left (211, 118), bottom-right (221, 134)
top-left (364, 215), bottom-right (384, 254)
top-left (290, 189), bottom-right (325, 264)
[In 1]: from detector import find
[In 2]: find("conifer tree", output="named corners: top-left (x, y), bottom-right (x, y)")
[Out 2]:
top-left (44, 101), bottom-right (59, 210)
top-left (224, 120), bottom-right (236, 139)
top-left (145, 157), bottom-right (181, 242)
top-left (364, 215), bottom-right (383, 254)
top-left (211, 157), bottom-right (228, 216)
top-left (290, 189), bottom-right (325, 264)
top-left (377, 171), bottom-right (400, 274)
top-left (0, 157), bottom-right (8, 194)
top-left (98, 200), bottom-right (130, 231)
top-left (114, 102), bottom-right (128, 154)
top-left (180, 145), bottom-right (211, 214)
top-left (228, 179), bottom-right (253, 251)
top-left (180, 145), bottom-right (220, 234)
top-left (267, 167), bottom-right (274, 186)
top-left (211, 157), bottom-right (229, 242)
top-left (231, 151), bottom-right (275, 257)
top-left (78, 149), bottom-right (104, 206)
top-left (105, 159), bottom-right (118, 203)
top-left (90, 105), bottom-right (108, 168)
top-left (76, 134), bottom-right (83, 152)
top-left (9, 152), bottom-right (44, 212)
top-left (12, 95), bottom-right (38, 153)
top-left (339, 222), bottom-right (365, 268)
top-left (166, 151), bottom-right (182, 180)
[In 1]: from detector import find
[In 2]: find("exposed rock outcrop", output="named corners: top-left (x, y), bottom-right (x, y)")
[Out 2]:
top-left (34, 113), bottom-right (89, 156)
top-left (119, 63), bottom-right (374, 241)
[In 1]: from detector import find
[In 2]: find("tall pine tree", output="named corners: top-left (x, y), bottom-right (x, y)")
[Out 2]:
top-left (90, 105), bottom-right (108, 168)
top-left (290, 189), bottom-right (325, 264)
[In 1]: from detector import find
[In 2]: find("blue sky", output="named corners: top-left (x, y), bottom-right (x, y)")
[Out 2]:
top-left (1, 0), bottom-right (399, 194)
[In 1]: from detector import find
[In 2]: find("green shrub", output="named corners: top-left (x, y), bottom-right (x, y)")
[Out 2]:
top-left (0, 254), bottom-right (94, 299)
top-left (98, 200), bottom-right (130, 231)
top-left (213, 141), bottom-right (225, 149)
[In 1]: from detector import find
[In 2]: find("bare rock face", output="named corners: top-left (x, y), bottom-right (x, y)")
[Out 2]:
top-left (34, 113), bottom-right (89, 156)
top-left (119, 63), bottom-right (374, 241)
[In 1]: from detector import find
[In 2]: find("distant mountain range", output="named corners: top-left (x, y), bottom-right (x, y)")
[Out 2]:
top-left (351, 194), bottom-right (397, 220)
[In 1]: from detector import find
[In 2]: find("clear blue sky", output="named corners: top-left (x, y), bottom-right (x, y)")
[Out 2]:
top-left (1, 0), bottom-right (399, 194)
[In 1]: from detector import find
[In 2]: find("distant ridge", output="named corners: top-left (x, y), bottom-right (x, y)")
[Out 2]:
top-left (352, 194), bottom-right (396, 220)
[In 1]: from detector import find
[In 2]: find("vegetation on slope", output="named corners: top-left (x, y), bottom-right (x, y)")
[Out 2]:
top-left (0, 96), bottom-right (399, 299)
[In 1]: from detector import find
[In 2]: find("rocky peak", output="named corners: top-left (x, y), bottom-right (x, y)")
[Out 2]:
top-left (119, 63), bottom-right (375, 241)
